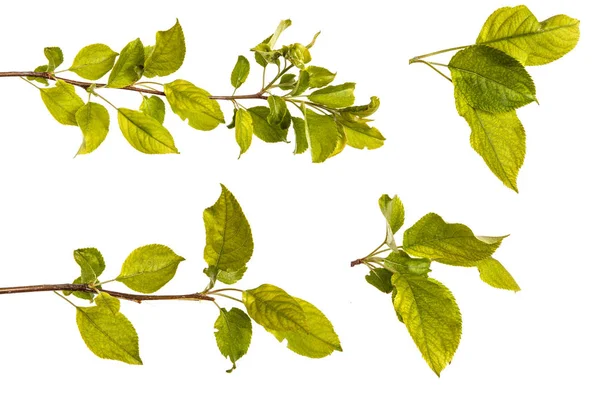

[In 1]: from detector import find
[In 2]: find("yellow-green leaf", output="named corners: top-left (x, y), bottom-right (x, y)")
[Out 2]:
top-left (448, 45), bottom-right (536, 113)
top-left (476, 257), bottom-right (520, 291)
top-left (164, 79), bottom-right (224, 131)
top-left (243, 284), bottom-right (307, 332)
top-left (144, 19), bottom-right (186, 78)
top-left (44, 47), bottom-right (63, 72)
top-left (379, 194), bottom-right (405, 236)
top-left (384, 251), bottom-right (431, 277)
top-left (339, 96), bottom-right (380, 117)
top-left (455, 92), bottom-right (525, 192)
top-left (139, 96), bottom-right (166, 124)
top-left (230, 55), bottom-right (250, 89)
top-left (365, 268), bottom-right (394, 294)
top-left (76, 102), bottom-right (110, 155)
top-left (403, 213), bottom-right (504, 266)
top-left (117, 108), bottom-right (178, 154)
top-left (392, 273), bottom-right (461, 376)
top-left (477, 5), bottom-right (580, 66)
top-left (247, 106), bottom-right (288, 143)
top-left (73, 247), bottom-right (105, 284)
top-left (304, 108), bottom-right (338, 163)
top-left (40, 80), bottom-right (85, 126)
top-left (339, 118), bottom-right (384, 150)
top-left (308, 82), bottom-right (355, 108)
top-left (76, 292), bottom-right (142, 365)
top-left (306, 66), bottom-right (336, 88)
top-left (235, 108), bottom-right (253, 158)
top-left (204, 184), bottom-right (253, 273)
top-left (107, 38), bottom-right (144, 88)
top-left (267, 297), bottom-right (342, 358)
top-left (214, 307), bottom-right (252, 373)
top-left (69, 44), bottom-right (118, 80)
top-left (117, 244), bottom-right (185, 294)
top-left (291, 116), bottom-right (308, 154)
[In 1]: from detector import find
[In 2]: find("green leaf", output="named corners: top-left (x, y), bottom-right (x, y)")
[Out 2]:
top-left (76, 292), bottom-right (142, 365)
top-left (308, 83), bottom-right (355, 108)
top-left (338, 118), bottom-right (384, 150)
top-left (40, 80), bottom-right (85, 126)
top-left (267, 96), bottom-right (287, 126)
top-left (328, 123), bottom-right (347, 159)
top-left (476, 257), bottom-right (520, 291)
top-left (69, 44), bottom-right (118, 80)
top-left (144, 19), bottom-right (186, 78)
top-left (267, 19), bottom-right (292, 49)
top-left (304, 108), bottom-right (339, 163)
top-left (286, 43), bottom-right (311, 69)
top-left (117, 108), bottom-right (178, 154)
top-left (365, 268), bottom-right (394, 294)
top-left (247, 106), bottom-right (288, 143)
top-left (267, 297), bottom-right (342, 358)
top-left (235, 108), bottom-right (253, 158)
top-left (139, 96), bottom-right (166, 124)
top-left (117, 244), bottom-right (185, 294)
top-left (65, 276), bottom-right (95, 301)
top-left (291, 116), bottom-right (308, 154)
top-left (44, 47), bottom-right (63, 72)
top-left (204, 184), bottom-right (253, 273)
top-left (379, 194), bottom-right (405, 235)
top-left (477, 5), bottom-right (580, 66)
top-left (230, 55), bottom-right (250, 89)
top-left (279, 73), bottom-right (296, 90)
top-left (306, 66), bottom-right (336, 88)
top-left (107, 38), bottom-right (145, 88)
top-left (448, 45), bottom-right (536, 113)
top-left (217, 266), bottom-right (248, 285)
top-left (243, 284), bottom-right (307, 332)
top-left (164, 79), bottom-right (224, 131)
top-left (76, 102), bottom-right (110, 155)
top-left (384, 251), bottom-right (431, 276)
top-left (392, 273), bottom-right (461, 376)
top-left (290, 70), bottom-right (309, 96)
top-left (214, 307), bottom-right (252, 373)
top-left (27, 65), bottom-right (49, 85)
top-left (339, 96), bottom-right (380, 117)
top-left (73, 247), bottom-right (105, 284)
top-left (403, 213), bottom-right (504, 266)
top-left (455, 93), bottom-right (525, 192)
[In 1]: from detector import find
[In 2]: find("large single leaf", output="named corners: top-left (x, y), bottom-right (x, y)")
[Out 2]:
top-left (69, 44), bottom-right (118, 80)
top-left (214, 307), bottom-right (252, 373)
top-left (117, 108), bottom-right (178, 154)
top-left (338, 118), bottom-right (384, 150)
top-left (139, 96), bottom-right (166, 124)
top-left (403, 213), bottom-right (504, 266)
top-left (455, 93), bottom-right (525, 192)
top-left (76, 102), bottom-right (110, 155)
top-left (144, 19), bottom-right (186, 78)
top-left (306, 66), bottom-right (336, 88)
top-left (73, 247), bottom-right (105, 284)
top-left (234, 108), bottom-right (253, 157)
top-left (247, 106), bottom-right (288, 143)
top-left (307, 83), bottom-right (355, 108)
top-left (392, 273), bottom-right (461, 376)
top-left (107, 38), bottom-right (145, 88)
top-left (230, 55), bottom-right (250, 89)
top-left (476, 257), bottom-right (520, 291)
top-left (304, 108), bottom-right (338, 163)
top-left (164, 79), bottom-right (224, 131)
top-left (117, 244), bottom-right (185, 294)
top-left (448, 45), bottom-right (536, 113)
top-left (477, 5), bottom-right (580, 66)
top-left (267, 297), bottom-right (342, 358)
top-left (40, 80), bottom-right (85, 126)
top-left (243, 284), bottom-right (307, 332)
top-left (76, 293), bottom-right (142, 365)
top-left (204, 184), bottom-right (253, 275)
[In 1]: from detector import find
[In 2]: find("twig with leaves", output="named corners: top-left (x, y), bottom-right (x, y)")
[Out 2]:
top-left (0, 19), bottom-right (382, 162)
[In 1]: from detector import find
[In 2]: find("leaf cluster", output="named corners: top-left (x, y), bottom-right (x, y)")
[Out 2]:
top-left (22, 19), bottom-right (382, 161)
top-left (355, 194), bottom-right (519, 375)
top-left (410, 6), bottom-right (579, 191)
top-left (59, 184), bottom-right (340, 371)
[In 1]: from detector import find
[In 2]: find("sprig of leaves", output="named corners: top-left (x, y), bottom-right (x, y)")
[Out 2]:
top-left (8, 19), bottom-right (382, 161)
top-left (352, 194), bottom-right (519, 376)
top-left (409, 5), bottom-right (580, 192)
top-left (0, 184), bottom-right (341, 372)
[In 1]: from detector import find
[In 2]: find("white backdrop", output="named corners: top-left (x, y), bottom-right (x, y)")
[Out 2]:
top-left (0, 0), bottom-right (597, 393)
